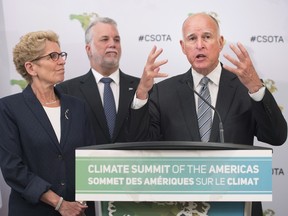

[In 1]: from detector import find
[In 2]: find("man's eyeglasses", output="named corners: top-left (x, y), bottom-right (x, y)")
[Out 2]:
top-left (31, 52), bottom-right (68, 62)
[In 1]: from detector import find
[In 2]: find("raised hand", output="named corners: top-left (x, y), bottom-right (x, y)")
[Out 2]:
top-left (223, 42), bottom-right (263, 93)
top-left (136, 46), bottom-right (168, 99)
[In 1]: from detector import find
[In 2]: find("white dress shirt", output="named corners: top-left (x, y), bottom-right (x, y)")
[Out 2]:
top-left (91, 68), bottom-right (120, 112)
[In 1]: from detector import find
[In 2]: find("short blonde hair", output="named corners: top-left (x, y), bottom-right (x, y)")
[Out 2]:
top-left (13, 30), bottom-right (60, 83)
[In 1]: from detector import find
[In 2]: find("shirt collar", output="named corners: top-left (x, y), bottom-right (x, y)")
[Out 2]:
top-left (191, 62), bottom-right (222, 88)
top-left (91, 68), bottom-right (120, 86)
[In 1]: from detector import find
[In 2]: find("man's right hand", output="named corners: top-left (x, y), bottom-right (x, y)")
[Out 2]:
top-left (136, 46), bottom-right (168, 100)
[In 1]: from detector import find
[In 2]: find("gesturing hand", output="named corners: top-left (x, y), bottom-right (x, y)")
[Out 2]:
top-left (136, 46), bottom-right (168, 99)
top-left (223, 42), bottom-right (263, 93)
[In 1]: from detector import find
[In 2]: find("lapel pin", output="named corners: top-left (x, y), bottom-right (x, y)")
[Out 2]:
top-left (65, 109), bottom-right (69, 120)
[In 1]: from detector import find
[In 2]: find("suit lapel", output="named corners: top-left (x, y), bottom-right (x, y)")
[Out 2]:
top-left (209, 68), bottom-right (238, 142)
top-left (79, 71), bottom-right (110, 139)
top-left (179, 68), bottom-right (238, 143)
top-left (23, 86), bottom-right (61, 150)
top-left (177, 70), bottom-right (201, 141)
top-left (77, 70), bottom-right (139, 142)
top-left (113, 71), bottom-right (138, 141)
top-left (58, 94), bottom-right (71, 149)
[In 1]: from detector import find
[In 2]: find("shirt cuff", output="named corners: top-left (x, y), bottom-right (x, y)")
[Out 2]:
top-left (131, 94), bottom-right (148, 109)
top-left (248, 86), bottom-right (265, 101)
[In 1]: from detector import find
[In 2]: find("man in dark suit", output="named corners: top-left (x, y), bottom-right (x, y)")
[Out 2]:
top-left (129, 13), bottom-right (287, 215)
top-left (57, 17), bottom-right (140, 144)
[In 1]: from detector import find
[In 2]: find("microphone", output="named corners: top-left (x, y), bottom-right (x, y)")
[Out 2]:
top-left (187, 80), bottom-right (225, 143)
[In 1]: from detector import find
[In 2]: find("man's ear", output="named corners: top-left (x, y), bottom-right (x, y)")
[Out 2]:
top-left (180, 40), bottom-right (186, 55)
top-left (85, 44), bottom-right (92, 57)
top-left (219, 36), bottom-right (225, 51)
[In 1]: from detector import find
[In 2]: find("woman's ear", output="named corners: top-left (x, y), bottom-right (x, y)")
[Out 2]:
top-left (25, 62), bottom-right (37, 76)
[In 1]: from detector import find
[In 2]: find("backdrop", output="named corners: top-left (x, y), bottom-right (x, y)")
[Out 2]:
top-left (0, 0), bottom-right (287, 215)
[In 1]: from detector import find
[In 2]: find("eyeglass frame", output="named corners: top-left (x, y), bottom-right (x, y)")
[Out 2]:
top-left (31, 52), bottom-right (68, 62)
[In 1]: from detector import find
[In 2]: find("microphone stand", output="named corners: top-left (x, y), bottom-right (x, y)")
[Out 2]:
top-left (187, 80), bottom-right (225, 143)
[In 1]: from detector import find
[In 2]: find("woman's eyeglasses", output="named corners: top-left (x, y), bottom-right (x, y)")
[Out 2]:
top-left (31, 52), bottom-right (67, 62)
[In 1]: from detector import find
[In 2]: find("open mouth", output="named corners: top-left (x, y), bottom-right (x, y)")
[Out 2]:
top-left (196, 54), bottom-right (206, 59)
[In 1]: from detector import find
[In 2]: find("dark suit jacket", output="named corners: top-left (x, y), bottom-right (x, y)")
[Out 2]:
top-left (130, 67), bottom-right (287, 145)
top-left (129, 67), bottom-right (287, 216)
top-left (0, 85), bottom-right (96, 216)
top-left (57, 69), bottom-right (140, 144)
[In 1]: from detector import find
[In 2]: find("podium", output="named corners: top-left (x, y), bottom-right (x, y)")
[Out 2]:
top-left (75, 141), bottom-right (272, 216)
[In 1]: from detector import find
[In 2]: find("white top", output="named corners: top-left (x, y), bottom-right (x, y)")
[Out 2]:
top-left (43, 106), bottom-right (61, 143)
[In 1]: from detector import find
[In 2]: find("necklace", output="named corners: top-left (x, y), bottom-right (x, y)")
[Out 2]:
top-left (44, 99), bottom-right (58, 105)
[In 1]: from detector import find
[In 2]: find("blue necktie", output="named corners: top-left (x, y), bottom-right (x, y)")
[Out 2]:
top-left (198, 77), bottom-right (212, 142)
top-left (100, 78), bottom-right (116, 138)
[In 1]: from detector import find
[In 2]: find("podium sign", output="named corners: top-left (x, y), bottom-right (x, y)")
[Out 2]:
top-left (76, 148), bottom-right (272, 202)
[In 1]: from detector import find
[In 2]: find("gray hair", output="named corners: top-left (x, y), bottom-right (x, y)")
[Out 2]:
top-left (85, 17), bottom-right (117, 44)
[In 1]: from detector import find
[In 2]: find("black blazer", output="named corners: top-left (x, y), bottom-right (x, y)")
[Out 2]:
top-left (130, 67), bottom-right (287, 145)
top-left (0, 85), bottom-right (96, 216)
top-left (57, 69), bottom-right (140, 144)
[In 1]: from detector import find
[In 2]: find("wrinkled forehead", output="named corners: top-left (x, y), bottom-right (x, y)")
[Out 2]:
top-left (93, 22), bottom-right (120, 36)
top-left (182, 14), bottom-right (219, 36)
